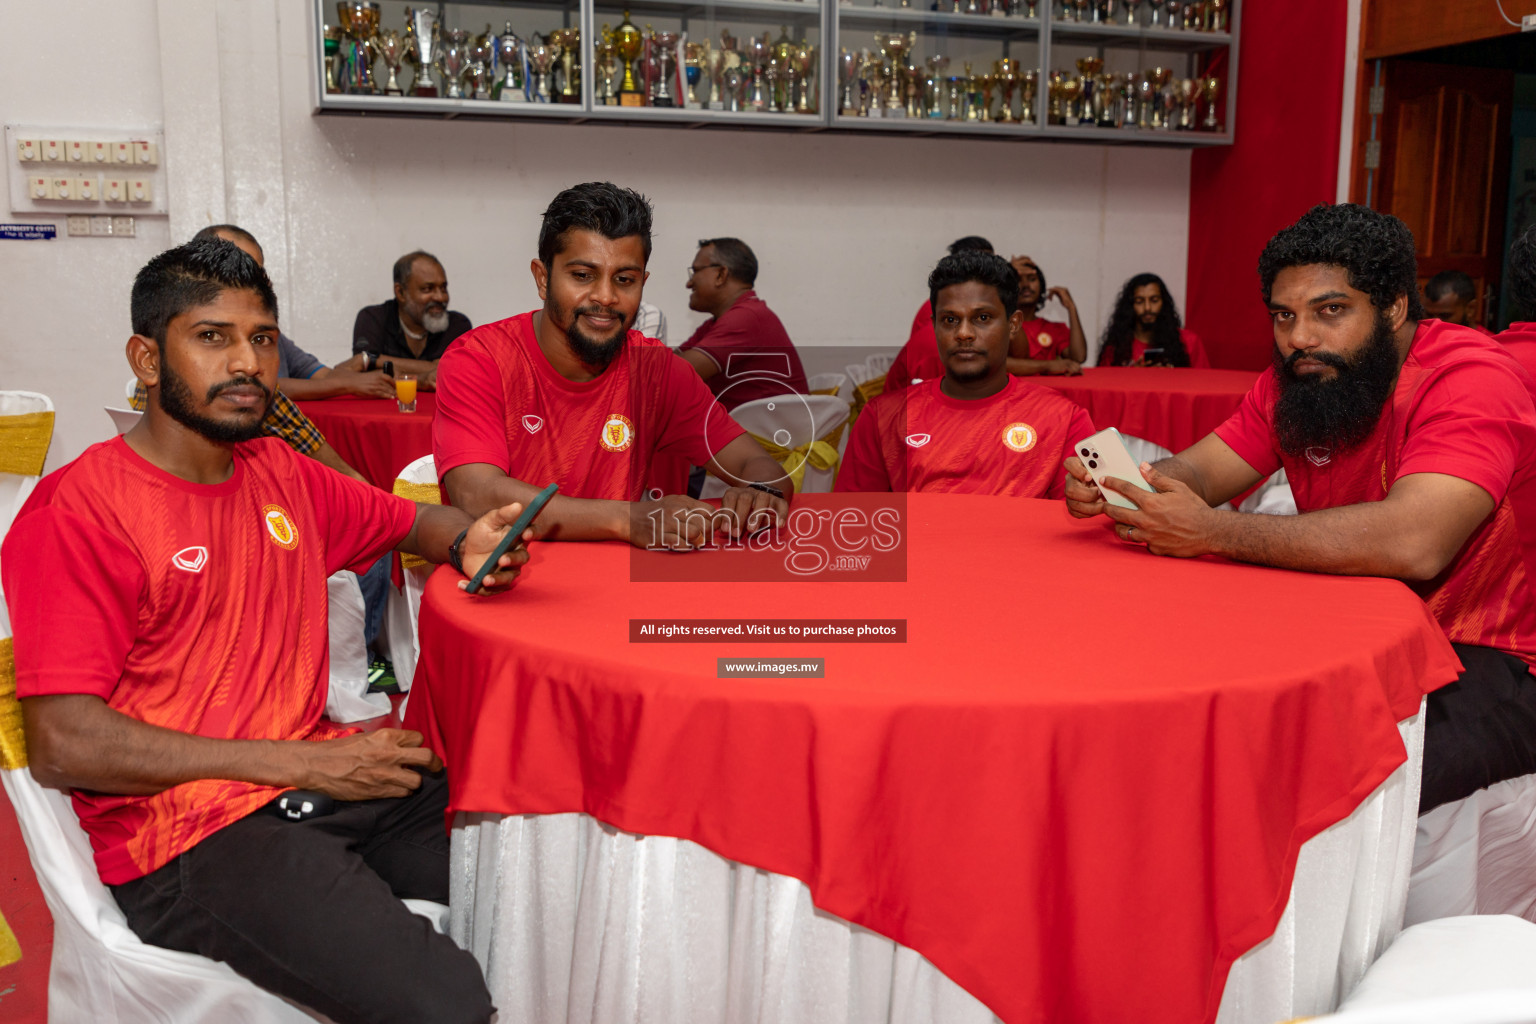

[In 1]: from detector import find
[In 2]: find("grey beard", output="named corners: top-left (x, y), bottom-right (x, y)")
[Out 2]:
top-left (422, 309), bottom-right (450, 334)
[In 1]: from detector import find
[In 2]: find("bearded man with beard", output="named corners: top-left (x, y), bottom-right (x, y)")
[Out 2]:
top-left (836, 251), bottom-right (1093, 496)
top-left (1063, 203), bottom-right (1536, 816)
top-left (2, 238), bottom-right (545, 1023)
top-left (435, 182), bottom-right (792, 549)
top-left (1095, 272), bottom-right (1211, 367)
top-left (352, 249), bottom-right (473, 390)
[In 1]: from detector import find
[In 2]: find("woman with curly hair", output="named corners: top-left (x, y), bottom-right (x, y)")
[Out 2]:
top-left (1095, 273), bottom-right (1210, 367)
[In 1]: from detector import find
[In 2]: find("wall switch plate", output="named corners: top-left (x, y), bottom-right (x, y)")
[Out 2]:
top-left (132, 140), bottom-right (157, 165)
top-left (66, 215), bottom-right (90, 236)
top-left (40, 139), bottom-right (62, 162)
top-left (90, 141), bottom-right (110, 163)
top-left (111, 215), bottom-right (135, 237)
top-left (127, 177), bottom-right (151, 202)
top-left (66, 140), bottom-right (86, 162)
top-left (29, 176), bottom-right (50, 199)
top-left (76, 176), bottom-right (97, 200)
top-left (113, 141), bottom-right (132, 164)
top-left (102, 177), bottom-right (125, 202)
top-left (90, 215), bottom-right (113, 236)
top-left (16, 138), bottom-right (38, 162)
top-left (50, 176), bottom-right (76, 200)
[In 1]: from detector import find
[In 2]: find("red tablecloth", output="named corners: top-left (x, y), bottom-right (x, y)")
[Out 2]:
top-left (296, 394), bottom-right (436, 490)
top-left (405, 493), bottom-right (1460, 1024)
top-left (1034, 366), bottom-right (1262, 453)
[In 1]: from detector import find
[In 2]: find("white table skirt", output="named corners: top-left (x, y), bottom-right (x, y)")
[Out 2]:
top-left (449, 706), bottom-right (1423, 1024)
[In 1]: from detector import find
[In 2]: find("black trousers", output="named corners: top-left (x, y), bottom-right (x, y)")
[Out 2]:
top-left (111, 770), bottom-right (494, 1024)
top-left (1421, 643), bottom-right (1536, 813)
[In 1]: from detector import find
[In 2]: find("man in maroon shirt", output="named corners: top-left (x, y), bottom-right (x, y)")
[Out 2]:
top-left (678, 237), bottom-right (808, 410)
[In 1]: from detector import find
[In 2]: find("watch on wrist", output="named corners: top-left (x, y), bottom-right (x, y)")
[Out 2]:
top-left (361, 351), bottom-right (375, 373)
top-left (748, 482), bottom-right (785, 500)
top-left (447, 527), bottom-right (470, 575)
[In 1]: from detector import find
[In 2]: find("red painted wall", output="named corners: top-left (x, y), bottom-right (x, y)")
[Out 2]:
top-left (1186, 0), bottom-right (1349, 369)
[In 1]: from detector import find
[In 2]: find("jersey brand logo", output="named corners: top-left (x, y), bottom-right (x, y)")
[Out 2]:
top-left (1002, 422), bottom-right (1038, 453)
top-left (600, 413), bottom-right (634, 453)
top-left (171, 546), bottom-right (208, 573)
top-left (261, 504), bottom-right (298, 550)
top-left (905, 434), bottom-right (931, 448)
top-left (1305, 446), bottom-right (1332, 467)
top-left (522, 415), bottom-right (544, 434)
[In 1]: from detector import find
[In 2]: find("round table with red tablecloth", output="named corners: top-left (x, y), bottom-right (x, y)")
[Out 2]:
top-left (296, 394), bottom-right (436, 490)
top-left (1032, 366), bottom-right (1261, 454)
top-left (404, 492), bottom-right (1457, 1024)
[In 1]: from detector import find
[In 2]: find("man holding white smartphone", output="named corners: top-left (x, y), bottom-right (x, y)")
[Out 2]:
top-left (837, 251), bottom-right (1093, 497)
top-left (1062, 203), bottom-right (1536, 816)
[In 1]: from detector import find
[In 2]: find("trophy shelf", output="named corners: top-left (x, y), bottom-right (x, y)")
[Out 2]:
top-left (620, 0), bottom-right (823, 20)
top-left (1049, 20), bottom-right (1229, 51)
top-left (838, 7), bottom-right (1041, 43)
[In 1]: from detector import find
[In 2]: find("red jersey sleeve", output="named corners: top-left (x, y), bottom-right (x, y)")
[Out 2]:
top-left (834, 402), bottom-right (896, 493)
top-left (1212, 372), bottom-right (1283, 476)
top-left (651, 348), bottom-right (747, 464)
top-left (433, 337), bottom-right (512, 477)
top-left (1395, 360), bottom-right (1535, 505)
top-left (1182, 330), bottom-right (1212, 369)
top-left (2, 504), bottom-right (144, 700)
top-left (1049, 405), bottom-right (1099, 500)
top-left (294, 456), bottom-right (419, 575)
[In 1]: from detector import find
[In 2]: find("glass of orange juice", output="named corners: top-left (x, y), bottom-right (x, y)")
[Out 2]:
top-left (395, 373), bottom-right (417, 413)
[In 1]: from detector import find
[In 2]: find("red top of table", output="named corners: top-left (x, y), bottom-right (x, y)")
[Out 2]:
top-left (1033, 366), bottom-right (1262, 454)
top-left (296, 393), bottom-right (436, 490)
top-left (406, 493), bottom-right (1458, 1024)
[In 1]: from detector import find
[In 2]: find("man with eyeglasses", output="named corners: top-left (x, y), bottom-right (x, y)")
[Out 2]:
top-left (678, 237), bottom-right (808, 411)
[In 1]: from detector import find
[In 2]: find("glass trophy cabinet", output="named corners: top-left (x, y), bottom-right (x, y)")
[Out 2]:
top-left (312, 0), bottom-right (1237, 144)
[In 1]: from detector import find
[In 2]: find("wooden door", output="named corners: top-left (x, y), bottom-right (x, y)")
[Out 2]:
top-left (1356, 61), bottom-right (1513, 326)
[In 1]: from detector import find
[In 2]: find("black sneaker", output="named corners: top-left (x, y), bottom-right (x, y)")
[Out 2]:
top-left (366, 658), bottom-right (400, 695)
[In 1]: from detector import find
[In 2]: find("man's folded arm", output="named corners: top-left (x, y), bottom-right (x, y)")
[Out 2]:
top-left (443, 463), bottom-right (630, 542)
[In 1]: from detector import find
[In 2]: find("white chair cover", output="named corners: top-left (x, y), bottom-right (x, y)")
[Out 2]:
top-left (382, 454), bottom-right (438, 699)
top-left (323, 570), bottom-right (387, 724)
top-left (1407, 773), bottom-right (1536, 926)
top-left (451, 706), bottom-right (1427, 1024)
top-left (701, 395), bottom-right (850, 497)
top-left (807, 372), bottom-right (849, 399)
top-left (865, 352), bottom-right (896, 378)
top-left (105, 407), bottom-right (143, 435)
top-left (1325, 916), bottom-right (1536, 1023)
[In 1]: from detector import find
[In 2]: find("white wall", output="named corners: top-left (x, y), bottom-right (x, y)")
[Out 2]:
top-left (0, 0), bottom-right (1190, 473)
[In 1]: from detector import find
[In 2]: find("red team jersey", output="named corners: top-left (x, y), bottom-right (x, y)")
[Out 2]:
top-left (1214, 319), bottom-right (1536, 671)
top-left (1016, 316), bottom-right (1073, 361)
top-left (1497, 322), bottom-right (1536, 382)
top-left (434, 312), bottom-right (747, 500)
top-left (835, 375), bottom-right (1095, 497)
top-left (1, 436), bottom-right (416, 884)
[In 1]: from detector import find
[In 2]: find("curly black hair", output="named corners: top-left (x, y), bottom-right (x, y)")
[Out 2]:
top-left (947, 235), bottom-right (994, 255)
top-left (538, 182), bottom-right (653, 268)
top-left (1510, 223), bottom-right (1536, 321)
top-left (1258, 203), bottom-right (1425, 320)
top-left (928, 251), bottom-right (1020, 317)
top-left (131, 238), bottom-right (278, 346)
top-left (1099, 273), bottom-right (1189, 367)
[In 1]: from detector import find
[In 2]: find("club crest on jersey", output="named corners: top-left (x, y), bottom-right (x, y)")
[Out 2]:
top-left (600, 413), bottom-right (634, 453)
top-left (171, 546), bottom-right (208, 573)
top-left (261, 504), bottom-right (298, 550)
top-left (1037, 332), bottom-right (1053, 349)
top-left (1002, 422), bottom-right (1037, 453)
top-left (905, 433), bottom-right (932, 448)
top-left (522, 415), bottom-right (544, 434)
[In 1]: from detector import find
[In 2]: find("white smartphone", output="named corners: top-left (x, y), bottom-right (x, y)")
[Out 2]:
top-left (1073, 427), bottom-right (1155, 510)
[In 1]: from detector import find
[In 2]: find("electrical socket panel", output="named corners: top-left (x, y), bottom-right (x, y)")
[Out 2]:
top-left (6, 124), bottom-right (166, 216)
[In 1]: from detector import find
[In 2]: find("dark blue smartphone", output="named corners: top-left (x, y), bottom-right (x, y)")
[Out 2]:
top-left (463, 482), bottom-right (558, 594)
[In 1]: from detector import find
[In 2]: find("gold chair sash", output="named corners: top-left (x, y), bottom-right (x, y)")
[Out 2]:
top-left (0, 411), bottom-right (55, 477)
top-left (747, 432), bottom-right (840, 493)
top-left (847, 374), bottom-right (887, 429)
top-left (0, 637), bottom-right (27, 770)
top-left (393, 479), bottom-right (442, 570)
top-left (0, 906), bottom-right (20, 968)
top-left (810, 385), bottom-right (841, 397)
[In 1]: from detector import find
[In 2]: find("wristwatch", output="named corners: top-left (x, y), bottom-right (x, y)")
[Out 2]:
top-left (748, 482), bottom-right (785, 500)
top-left (361, 351), bottom-right (376, 372)
top-left (447, 527), bottom-right (469, 575)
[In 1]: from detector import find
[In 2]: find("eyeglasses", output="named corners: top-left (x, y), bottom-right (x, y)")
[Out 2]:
top-left (686, 263), bottom-right (723, 280)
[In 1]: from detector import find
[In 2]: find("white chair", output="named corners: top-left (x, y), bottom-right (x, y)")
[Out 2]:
top-left (806, 372), bottom-right (848, 399)
top-left (105, 407), bottom-right (142, 435)
top-left (1319, 916), bottom-right (1536, 1023)
top-left (864, 352), bottom-right (896, 378)
top-left (382, 454), bottom-right (439, 701)
top-left (1407, 773), bottom-right (1536, 927)
top-left (704, 394), bottom-right (850, 496)
top-left (0, 393), bottom-right (442, 1023)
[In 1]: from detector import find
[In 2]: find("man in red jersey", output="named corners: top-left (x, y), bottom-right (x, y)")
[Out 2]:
top-left (1496, 225), bottom-right (1536, 379)
top-left (678, 236), bottom-right (808, 410)
top-left (435, 182), bottom-right (791, 550)
top-left (1009, 255), bottom-right (1086, 374)
top-left (887, 236), bottom-right (995, 393)
top-left (1, 240), bottom-right (536, 1023)
top-left (1095, 272), bottom-right (1211, 367)
top-left (837, 251), bottom-right (1094, 496)
top-left (1063, 204), bottom-right (1536, 814)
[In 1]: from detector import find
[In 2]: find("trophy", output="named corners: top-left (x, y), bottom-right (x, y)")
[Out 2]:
top-left (746, 33), bottom-right (770, 112)
top-left (685, 41), bottom-right (706, 107)
top-left (838, 48), bottom-right (860, 114)
top-left (467, 25), bottom-right (495, 99)
top-left (404, 6), bottom-right (440, 96)
top-left (1164, 1), bottom-right (1182, 29)
top-left (527, 34), bottom-right (554, 102)
top-left (793, 43), bottom-right (817, 113)
top-left (376, 28), bottom-right (407, 95)
top-left (1209, 0), bottom-right (1228, 31)
top-left (613, 13), bottom-right (644, 105)
top-left (976, 73), bottom-right (997, 122)
top-left (551, 27), bottom-right (581, 103)
top-left (706, 39), bottom-right (727, 109)
top-left (925, 55), bottom-right (950, 118)
top-left (722, 64), bottom-right (747, 112)
top-left (1075, 57), bottom-right (1103, 125)
top-left (1174, 77), bottom-right (1198, 128)
top-left (1020, 68), bottom-right (1038, 122)
top-left (322, 25), bottom-right (343, 94)
top-left (1145, 0), bottom-right (1164, 25)
top-left (1144, 66), bottom-right (1171, 127)
top-left (1118, 73), bottom-right (1137, 127)
top-left (770, 27), bottom-right (796, 111)
top-left (336, 2), bottom-right (380, 93)
top-left (495, 24), bottom-right (526, 102)
top-left (595, 30), bottom-right (620, 105)
top-left (874, 32), bottom-right (912, 113)
top-left (1060, 74), bottom-right (1082, 124)
top-left (944, 73), bottom-right (966, 120)
top-left (652, 31), bottom-right (679, 107)
top-left (1047, 70), bottom-right (1063, 123)
top-left (1098, 72), bottom-right (1121, 126)
top-left (438, 28), bottom-right (469, 99)
top-left (1122, 0), bottom-right (1141, 22)
top-left (1201, 75), bottom-right (1221, 129)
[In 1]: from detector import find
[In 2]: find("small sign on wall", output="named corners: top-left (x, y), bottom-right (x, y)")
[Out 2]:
top-left (0, 223), bottom-right (57, 240)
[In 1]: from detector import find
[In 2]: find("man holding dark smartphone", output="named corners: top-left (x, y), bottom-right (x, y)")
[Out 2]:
top-left (837, 251), bottom-right (1093, 497)
top-left (3, 239), bottom-right (537, 1024)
